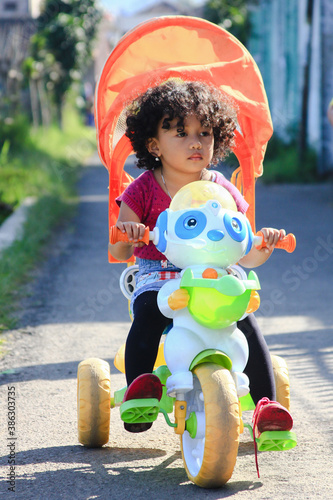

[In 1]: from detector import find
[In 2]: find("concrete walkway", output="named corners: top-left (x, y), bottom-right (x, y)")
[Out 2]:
top-left (0, 153), bottom-right (332, 499)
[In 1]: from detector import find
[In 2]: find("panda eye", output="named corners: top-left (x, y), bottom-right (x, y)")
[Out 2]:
top-left (223, 213), bottom-right (246, 242)
top-left (185, 217), bottom-right (197, 229)
top-left (175, 210), bottom-right (207, 240)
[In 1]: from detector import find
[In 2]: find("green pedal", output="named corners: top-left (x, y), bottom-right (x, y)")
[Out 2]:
top-left (120, 398), bottom-right (160, 424)
top-left (256, 430), bottom-right (297, 452)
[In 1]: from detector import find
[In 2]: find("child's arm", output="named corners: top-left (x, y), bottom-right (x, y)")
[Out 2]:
top-left (108, 202), bottom-right (146, 261)
top-left (239, 228), bottom-right (286, 268)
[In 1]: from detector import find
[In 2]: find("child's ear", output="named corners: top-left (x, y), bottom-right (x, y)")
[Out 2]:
top-left (146, 138), bottom-right (160, 157)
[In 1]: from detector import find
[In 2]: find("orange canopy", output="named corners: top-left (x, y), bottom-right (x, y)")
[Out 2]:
top-left (95, 16), bottom-right (273, 261)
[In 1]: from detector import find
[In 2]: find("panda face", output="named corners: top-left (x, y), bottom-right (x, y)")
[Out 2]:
top-left (158, 200), bottom-right (253, 269)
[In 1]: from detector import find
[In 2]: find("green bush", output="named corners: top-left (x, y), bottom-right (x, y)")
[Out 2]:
top-left (0, 107), bottom-right (95, 209)
top-left (0, 106), bottom-right (96, 331)
top-left (262, 136), bottom-right (318, 184)
top-left (0, 114), bottom-right (32, 152)
top-left (222, 135), bottom-right (318, 183)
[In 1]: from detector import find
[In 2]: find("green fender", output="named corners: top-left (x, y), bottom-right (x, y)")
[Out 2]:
top-left (189, 349), bottom-right (233, 371)
top-left (189, 350), bottom-right (256, 412)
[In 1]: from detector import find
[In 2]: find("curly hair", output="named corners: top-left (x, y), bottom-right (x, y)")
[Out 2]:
top-left (125, 80), bottom-right (238, 170)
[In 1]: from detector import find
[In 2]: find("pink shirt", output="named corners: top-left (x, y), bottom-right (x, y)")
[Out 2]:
top-left (116, 170), bottom-right (249, 260)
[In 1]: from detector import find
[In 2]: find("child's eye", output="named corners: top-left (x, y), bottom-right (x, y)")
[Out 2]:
top-left (177, 131), bottom-right (186, 137)
top-left (201, 130), bottom-right (212, 136)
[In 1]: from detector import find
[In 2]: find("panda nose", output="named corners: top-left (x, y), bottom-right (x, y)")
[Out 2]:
top-left (207, 230), bottom-right (224, 241)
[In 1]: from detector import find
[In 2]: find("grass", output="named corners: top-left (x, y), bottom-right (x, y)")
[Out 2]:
top-left (0, 108), bottom-right (96, 332)
top-left (260, 136), bottom-right (318, 184)
top-left (223, 135), bottom-right (318, 184)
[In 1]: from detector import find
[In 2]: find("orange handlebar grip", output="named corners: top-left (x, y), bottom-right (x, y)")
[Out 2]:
top-left (109, 225), bottom-right (150, 245)
top-left (255, 231), bottom-right (296, 253)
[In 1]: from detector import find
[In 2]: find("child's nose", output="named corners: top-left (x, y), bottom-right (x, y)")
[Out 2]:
top-left (190, 137), bottom-right (202, 149)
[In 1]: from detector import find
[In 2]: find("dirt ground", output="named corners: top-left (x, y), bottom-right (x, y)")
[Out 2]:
top-left (1, 156), bottom-right (333, 499)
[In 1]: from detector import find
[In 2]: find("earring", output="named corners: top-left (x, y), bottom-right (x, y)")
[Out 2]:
top-left (155, 156), bottom-right (160, 162)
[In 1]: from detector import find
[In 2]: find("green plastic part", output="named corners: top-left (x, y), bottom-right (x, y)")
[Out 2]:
top-left (189, 349), bottom-right (232, 371)
top-left (154, 365), bottom-right (171, 384)
top-left (185, 412), bottom-right (197, 438)
top-left (244, 423), bottom-right (254, 440)
top-left (256, 430), bottom-right (297, 452)
top-left (154, 365), bottom-right (175, 413)
top-left (114, 386), bottom-right (126, 406)
top-left (181, 268), bottom-right (260, 295)
top-left (159, 388), bottom-right (174, 413)
top-left (239, 392), bottom-right (256, 412)
top-left (120, 398), bottom-right (160, 424)
top-left (159, 408), bottom-right (177, 428)
top-left (180, 268), bottom-right (260, 328)
top-left (244, 425), bottom-right (297, 453)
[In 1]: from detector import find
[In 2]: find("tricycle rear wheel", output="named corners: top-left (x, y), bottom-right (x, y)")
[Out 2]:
top-left (77, 358), bottom-right (111, 447)
top-left (271, 354), bottom-right (291, 410)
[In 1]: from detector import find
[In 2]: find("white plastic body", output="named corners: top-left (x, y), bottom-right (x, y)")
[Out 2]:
top-left (157, 269), bottom-right (250, 398)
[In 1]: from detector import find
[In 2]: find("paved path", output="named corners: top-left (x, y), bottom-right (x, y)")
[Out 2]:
top-left (0, 154), bottom-right (333, 499)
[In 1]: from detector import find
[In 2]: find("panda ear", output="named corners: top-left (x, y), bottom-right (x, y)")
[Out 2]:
top-left (245, 218), bottom-right (254, 255)
top-left (155, 210), bottom-right (168, 253)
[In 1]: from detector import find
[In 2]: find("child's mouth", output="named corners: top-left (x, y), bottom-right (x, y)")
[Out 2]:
top-left (189, 154), bottom-right (203, 160)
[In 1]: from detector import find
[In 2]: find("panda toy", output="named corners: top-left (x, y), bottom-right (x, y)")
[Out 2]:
top-left (153, 191), bottom-right (261, 399)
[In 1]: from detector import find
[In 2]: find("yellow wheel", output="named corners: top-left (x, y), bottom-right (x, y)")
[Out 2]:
top-left (180, 364), bottom-right (240, 488)
top-left (77, 358), bottom-right (111, 447)
top-left (271, 354), bottom-right (291, 411)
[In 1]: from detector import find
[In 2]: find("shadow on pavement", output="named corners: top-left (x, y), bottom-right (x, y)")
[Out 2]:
top-left (0, 358), bottom-right (118, 385)
top-left (0, 444), bottom-right (263, 499)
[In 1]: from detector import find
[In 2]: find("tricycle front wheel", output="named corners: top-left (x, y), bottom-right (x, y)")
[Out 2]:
top-left (271, 354), bottom-right (291, 411)
top-left (77, 358), bottom-right (111, 447)
top-left (180, 363), bottom-right (240, 488)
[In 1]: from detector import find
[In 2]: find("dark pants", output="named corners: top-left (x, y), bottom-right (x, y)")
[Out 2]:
top-left (125, 291), bottom-right (275, 404)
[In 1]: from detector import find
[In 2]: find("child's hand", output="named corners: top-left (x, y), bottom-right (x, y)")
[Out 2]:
top-left (168, 289), bottom-right (190, 310)
top-left (116, 221), bottom-right (147, 248)
top-left (259, 228), bottom-right (286, 253)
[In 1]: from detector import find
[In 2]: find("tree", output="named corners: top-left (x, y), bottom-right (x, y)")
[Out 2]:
top-left (320, 0), bottom-right (333, 174)
top-left (203, 0), bottom-right (250, 46)
top-left (27, 0), bottom-right (102, 127)
top-left (298, 0), bottom-right (314, 169)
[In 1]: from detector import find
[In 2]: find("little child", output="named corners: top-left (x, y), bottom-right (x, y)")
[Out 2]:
top-left (109, 79), bottom-right (293, 436)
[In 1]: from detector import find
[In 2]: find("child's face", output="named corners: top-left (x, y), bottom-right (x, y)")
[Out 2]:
top-left (147, 113), bottom-right (214, 175)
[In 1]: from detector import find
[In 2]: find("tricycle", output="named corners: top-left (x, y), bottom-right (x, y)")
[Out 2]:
top-left (77, 182), bottom-right (297, 487)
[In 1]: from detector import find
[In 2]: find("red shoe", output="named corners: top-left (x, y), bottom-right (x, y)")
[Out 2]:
top-left (123, 373), bottom-right (163, 401)
top-left (123, 374), bottom-right (163, 433)
top-left (252, 397), bottom-right (294, 478)
top-left (253, 397), bottom-right (293, 437)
